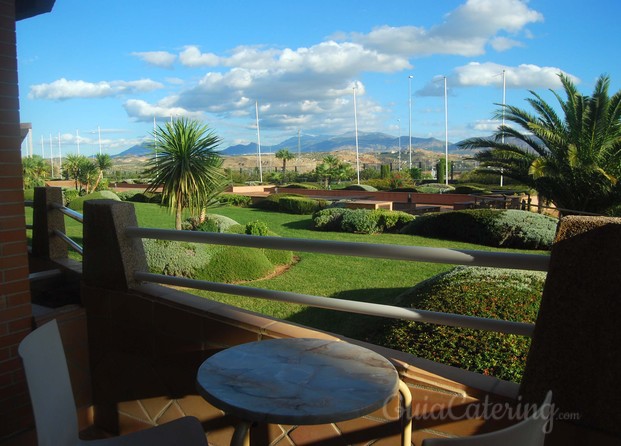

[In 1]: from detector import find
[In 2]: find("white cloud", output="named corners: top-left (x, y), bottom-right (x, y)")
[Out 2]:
top-left (132, 51), bottom-right (176, 68)
top-left (29, 78), bottom-right (164, 100)
top-left (417, 62), bottom-right (580, 96)
top-left (179, 46), bottom-right (221, 67)
top-left (354, 0), bottom-right (543, 57)
top-left (123, 98), bottom-right (204, 121)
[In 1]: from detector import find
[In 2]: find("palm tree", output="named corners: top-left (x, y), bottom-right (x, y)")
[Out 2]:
top-left (144, 118), bottom-right (224, 230)
top-left (22, 155), bottom-right (49, 189)
top-left (63, 154), bottom-right (91, 191)
top-left (459, 74), bottom-right (621, 213)
top-left (275, 148), bottom-right (295, 179)
top-left (91, 153), bottom-right (113, 192)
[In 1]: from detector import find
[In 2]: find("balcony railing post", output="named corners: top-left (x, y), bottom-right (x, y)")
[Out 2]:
top-left (82, 200), bottom-right (148, 290)
top-left (31, 186), bottom-right (68, 259)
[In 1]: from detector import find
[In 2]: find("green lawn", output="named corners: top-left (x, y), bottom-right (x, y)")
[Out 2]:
top-left (27, 202), bottom-right (549, 342)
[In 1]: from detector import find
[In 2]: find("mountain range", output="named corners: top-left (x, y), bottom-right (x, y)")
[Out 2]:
top-left (115, 131), bottom-right (462, 158)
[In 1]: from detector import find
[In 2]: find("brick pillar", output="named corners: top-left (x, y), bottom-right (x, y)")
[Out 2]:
top-left (0, 0), bottom-right (35, 439)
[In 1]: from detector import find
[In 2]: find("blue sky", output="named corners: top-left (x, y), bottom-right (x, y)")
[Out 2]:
top-left (17, 0), bottom-right (621, 157)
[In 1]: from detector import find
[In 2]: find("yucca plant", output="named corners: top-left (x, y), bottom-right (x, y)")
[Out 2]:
top-left (144, 118), bottom-right (224, 229)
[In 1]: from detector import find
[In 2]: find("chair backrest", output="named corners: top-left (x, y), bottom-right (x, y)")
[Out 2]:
top-left (18, 319), bottom-right (80, 446)
top-left (423, 391), bottom-right (553, 446)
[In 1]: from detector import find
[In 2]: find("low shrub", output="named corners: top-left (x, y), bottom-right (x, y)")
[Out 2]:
top-left (227, 224), bottom-right (294, 266)
top-left (281, 183), bottom-right (319, 189)
top-left (372, 209), bottom-right (415, 233)
top-left (453, 185), bottom-right (491, 194)
top-left (312, 208), bottom-right (348, 231)
top-left (415, 183), bottom-right (455, 194)
top-left (197, 246), bottom-right (275, 283)
top-left (182, 214), bottom-right (239, 233)
top-left (245, 220), bottom-right (269, 236)
top-left (389, 187), bottom-right (418, 192)
top-left (252, 193), bottom-right (304, 211)
top-left (218, 193), bottom-right (252, 207)
top-left (62, 188), bottom-right (81, 206)
top-left (369, 266), bottom-right (545, 382)
top-left (116, 191), bottom-right (139, 201)
top-left (344, 184), bottom-right (378, 192)
top-left (278, 196), bottom-right (327, 214)
top-left (401, 209), bottom-right (557, 250)
top-left (341, 208), bottom-right (379, 234)
top-left (143, 239), bottom-right (213, 278)
top-left (68, 190), bottom-right (120, 211)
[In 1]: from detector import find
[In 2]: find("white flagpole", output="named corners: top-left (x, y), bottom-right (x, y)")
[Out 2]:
top-left (255, 101), bottom-right (263, 183)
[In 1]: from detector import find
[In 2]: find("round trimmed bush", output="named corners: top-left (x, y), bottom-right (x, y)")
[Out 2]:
top-left (369, 266), bottom-right (546, 382)
top-left (143, 239), bottom-right (214, 278)
top-left (312, 208), bottom-right (348, 231)
top-left (372, 209), bottom-right (415, 233)
top-left (197, 246), bottom-right (275, 283)
top-left (401, 209), bottom-right (557, 250)
top-left (341, 208), bottom-right (379, 234)
top-left (68, 190), bottom-right (120, 211)
top-left (278, 196), bottom-right (327, 214)
top-left (182, 214), bottom-right (240, 233)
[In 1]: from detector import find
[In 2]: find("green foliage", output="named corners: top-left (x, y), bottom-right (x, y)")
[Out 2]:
top-left (344, 184), bottom-right (378, 192)
top-left (67, 190), bottom-right (120, 211)
top-left (281, 183), bottom-right (319, 189)
top-left (341, 209), bottom-right (379, 234)
top-left (62, 188), bottom-right (81, 206)
top-left (436, 158), bottom-right (447, 184)
top-left (370, 266), bottom-right (546, 382)
top-left (459, 74), bottom-right (621, 213)
top-left (245, 220), bottom-right (269, 236)
top-left (409, 167), bottom-right (422, 181)
top-left (22, 155), bottom-right (49, 189)
top-left (144, 117), bottom-right (224, 229)
top-left (23, 189), bottom-right (35, 201)
top-left (182, 214), bottom-right (239, 232)
top-left (252, 193), bottom-right (303, 211)
top-left (415, 183), bottom-right (455, 194)
top-left (143, 239), bottom-right (214, 278)
top-left (372, 209), bottom-right (415, 233)
top-left (380, 164), bottom-right (391, 179)
top-left (401, 209), bottom-right (557, 249)
top-left (453, 185), bottom-right (492, 194)
top-left (278, 196), bottom-right (327, 214)
top-left (198, 246), bottom-right (275, 282)
top-left (311, 208), bottom-right (348, 231)
top-left (217, 193), bottom-right (252, 207)
top-left (116, 191), bottom-right (139, 201)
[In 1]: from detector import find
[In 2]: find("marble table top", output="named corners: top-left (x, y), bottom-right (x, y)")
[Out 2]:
top-left (196, 338), bottom-right (399, 425)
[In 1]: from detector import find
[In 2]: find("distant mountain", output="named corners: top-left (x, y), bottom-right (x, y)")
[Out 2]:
top-left (114, 131), bottom-right (461, 158)
top-left (219, 131), bottom-right (459, 156)
top-left (113, 142), bottom-right (151, 158)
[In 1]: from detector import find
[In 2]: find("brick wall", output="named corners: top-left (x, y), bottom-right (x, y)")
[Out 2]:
top-left (0, 0), bottom-right (34, 439)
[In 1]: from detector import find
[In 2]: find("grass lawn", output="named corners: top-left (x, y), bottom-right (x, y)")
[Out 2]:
top-left (26, 202), bottom-right (549, 342)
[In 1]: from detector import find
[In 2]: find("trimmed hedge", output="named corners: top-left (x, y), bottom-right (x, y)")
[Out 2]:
top-left (182, 214), bottom-right (239, 233)
top-left (68, 190), bottom-right (120, 211)
top-left (143, 239), bottom-right (214, 278)
top-left (312, 208), bottom-right (414, 234)
top-left (218, 193), bottom-right (252, 207)
top-left (369, 266), bottom-right (546, 382)
top-left (281, 183), bottom-right (319, 189)
top-left (401, 209), bottom-right (557, 250)
top-left (253, 193), bottom-right (327, 214)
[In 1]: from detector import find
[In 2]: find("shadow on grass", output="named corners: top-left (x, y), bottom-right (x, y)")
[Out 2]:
top-left (286, 286), bottom-right (412, 341)
top-left (282, 218), bottom-right (314, 230)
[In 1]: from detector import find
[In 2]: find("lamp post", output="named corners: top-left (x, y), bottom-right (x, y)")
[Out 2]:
top-left (443, 76), bottom-right (449, 186)
top-left (408, 75), bottom-right (413, 170)
top-left (500, 69), bottom-right (506, 187)
top-left (353, 85), bottom-right (360, 185)
top-left (397, 118), bottom-right (401, 171)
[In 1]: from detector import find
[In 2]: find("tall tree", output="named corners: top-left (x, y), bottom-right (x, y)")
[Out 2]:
top-left (91, 153), bottom-right (113, 192)
top-left (22, 155), bottom-right (49, 189)
top-left (144, 118), bottom-right (224, 230)
top-left (275, 148), bottom-right (295, 178)
top-left (63, 154), bottom-right (92, 191)
top-left (459, 74), bottom-right (621, 213)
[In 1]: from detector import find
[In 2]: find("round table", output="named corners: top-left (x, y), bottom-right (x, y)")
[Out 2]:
top-left (196, 338), bottom-right (411, 446)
